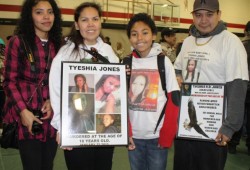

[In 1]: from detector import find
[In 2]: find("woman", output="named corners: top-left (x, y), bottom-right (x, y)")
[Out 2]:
top-left (129, 74), bottom-right (148, 104)
top-left (70, 74), bottom-right (89, 92)
top-left (2, 0), bottom-right (62, 169)
top-left (49, 2), bottom-right (119, 170)
top-left (95, 75), bottom-right (120, 113)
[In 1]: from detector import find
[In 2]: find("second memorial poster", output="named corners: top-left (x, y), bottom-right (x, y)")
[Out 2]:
top-left (177, 83), bottom-right (226, 142)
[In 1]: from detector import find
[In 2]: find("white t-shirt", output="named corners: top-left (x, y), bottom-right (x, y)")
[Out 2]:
top-left (129, 43), bottom-right (179, 139)
top-left (174, 30), bottom-right (249, 83)
top-left (49, 37), bottom-right (119, 132)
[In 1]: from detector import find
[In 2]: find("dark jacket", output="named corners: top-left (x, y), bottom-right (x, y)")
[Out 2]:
top-left (242, 35), bottom-right (250, 103)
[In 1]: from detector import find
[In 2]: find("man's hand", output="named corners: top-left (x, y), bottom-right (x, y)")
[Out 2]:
top-left (176, 76), bottom-right (183, 87)
top-left (215, 133), bottom-right (230, 146)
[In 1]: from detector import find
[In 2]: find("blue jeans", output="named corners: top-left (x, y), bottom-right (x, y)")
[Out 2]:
top-left (128, 138), bottom-right (168, 170)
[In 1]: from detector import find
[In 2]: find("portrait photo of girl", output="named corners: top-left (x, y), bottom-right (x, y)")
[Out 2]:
top-left (128, 70), bottom-right (159, 112)
top-left (184, 59), bottom-right (199, 82)
top-left (129, 74), bottom-right (149, 104)
top-left (95, 74), bottom-right (120, 113)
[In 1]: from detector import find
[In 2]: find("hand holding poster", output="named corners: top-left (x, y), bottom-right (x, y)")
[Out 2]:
top-left (60, 62), bottom-right (128, 147)
top-left (177, 83), bottom-right (226, 141)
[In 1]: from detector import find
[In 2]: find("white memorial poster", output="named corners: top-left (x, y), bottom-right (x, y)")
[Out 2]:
top-left (60, 62), bottom-right (128, 147)
top-left (177, 83), bottom-right (226, 141)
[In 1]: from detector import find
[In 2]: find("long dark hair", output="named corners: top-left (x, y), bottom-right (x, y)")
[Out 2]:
top-left (14, 0), bottom-right (62, 52)
top-left (95, 75), bottom-right (120, 101)
top-left (185, 59), bottom-right (197, 82)
top-left (74, 74), bottom-right (87, 92)
top-left (130, 74), bottom-right (148, 103)
top-left (127, 13), bottom-right (157, 38)
top-left (66, 2), bottom-right (102, 57)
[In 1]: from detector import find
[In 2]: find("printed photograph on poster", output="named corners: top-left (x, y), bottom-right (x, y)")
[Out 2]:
top-left (60, 62), bottom-right (128, 147)
top-left (128, 69), bottom-right (159, 112)
top-left (177, 83), bottom-right (226, 141)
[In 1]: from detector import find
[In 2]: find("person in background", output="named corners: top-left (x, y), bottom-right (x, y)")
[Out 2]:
top-left (104, 36), bottom-right (112, 45)
top-left (2, 0), bottom-right (62, 169)
top-left (160, 27), bottom-right (177, 64)
top-left (176, 25), bottom-right (192, 56)
top-left (49, 2), bottom-right (119, 170)
top-left (174, 0), bottom-right (248, 169)
top-left (228, 21), bottom-right (250, 155)
top-left (114, 41), bottom-right (125, 62)
top-left (125, 13), bottom-right (180, 170)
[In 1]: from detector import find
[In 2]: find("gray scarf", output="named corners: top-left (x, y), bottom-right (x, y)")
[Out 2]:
top-left (190, 21), bottom-right (227, 38)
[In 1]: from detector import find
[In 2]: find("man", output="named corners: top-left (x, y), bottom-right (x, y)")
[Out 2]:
top-left (174, 0), bottom-right (249, 169)
top-left (228, 21), bottom-right (250, 155)
top-left (160, 27), bottom-right (177, 63)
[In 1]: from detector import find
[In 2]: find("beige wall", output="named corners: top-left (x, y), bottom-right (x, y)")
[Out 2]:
top-left (0, 0), bottom-right (249, 32)
top-left (0, 0), bottom-right (249, 51)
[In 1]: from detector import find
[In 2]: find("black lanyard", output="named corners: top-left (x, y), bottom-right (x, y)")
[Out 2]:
top-left (82, 47), bottom-right (110, 63)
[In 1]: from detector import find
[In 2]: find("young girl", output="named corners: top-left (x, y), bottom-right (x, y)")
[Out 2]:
top-left (49, 2), bottom-right (119, 170)
top-left (70, 74), bottom-right (89, 92)
top-left (95, 75), bottom-right (120, 113)
top-left (3, 0), bottom-right (62, 169)
top-left (125, 13), bottom-right (180, 170)
top-left (102, 114), bottom-right (119, 133)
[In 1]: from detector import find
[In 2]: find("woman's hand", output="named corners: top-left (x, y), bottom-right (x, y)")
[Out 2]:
top-left (20, 108), bottom-right (43, 135)
top-left (57, 132), bottom-right (73, 150)
top-left (128, 137), bottom-right (136, 150)
top-left (41, 99), bottom-right (52, 120)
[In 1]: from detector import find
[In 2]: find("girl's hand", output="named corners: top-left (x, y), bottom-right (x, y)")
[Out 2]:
top-left (20, 109), bottom-right (42, 135)
top-left (41, 99), bottom-right (52, 120)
